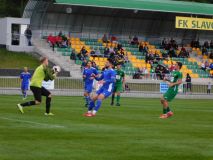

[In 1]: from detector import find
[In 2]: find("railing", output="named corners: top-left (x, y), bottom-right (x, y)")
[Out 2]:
top-left (0, 77), bottom-right (212, 97)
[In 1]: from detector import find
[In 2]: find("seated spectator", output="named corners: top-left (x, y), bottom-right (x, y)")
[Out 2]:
top-left (201, 62), bottom-right (206, 71)
top-left (162, 49), bottom-right (168, 58)
top-left (144, 44), bottom-right (149, 53)
top-left (202, 47), bottom-right (208, 56)
top-left (161, 38), bottom-right (168, 49)
top-left (168, 48), bottom-right (177, 57)
top-left (117, 43), bottom-right (123, 50)
top-left (58, 31), bottom-right (63, 37)
top-left (204, 41), bottom-right (209, 49)
top-left (104, 46), bottom-right (110, 57)
top-left (154, 51), bottom-right (160, 61)
top-left (131, 36), bottom-right (139, 45)
top-left (109, 45), bottom-right (115, 54)
top-left (111, 35), bottom-right (117, 43)
top-left (80, 46), bottom-right (88, 57)
top-left (139, 43), bottom-right (144, 52)
top-left (70, 49), bottom-right (77, 61)
top-left (205, 61), bottom-right (210, 68)
top-left (209, 51), bottom-right (213, 59)
top-left (102, 34), bottom-right (108, 43)
top-left (95, 48), bottom-right (102, 57)
top-left (60, 40), bottom-right (68, 48)
top-left (90, 48), bottom-right (96, 57)
top-left (210, 40), bottom-right (213, 49)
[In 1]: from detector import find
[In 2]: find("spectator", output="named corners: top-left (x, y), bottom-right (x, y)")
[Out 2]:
top-left (60, 40), bottom-right (68, 48)
top-left (161, 38), bottom-right (167, 49)
top-left (90, 48), bottom-right (96, 57)
top-left (47, 34), bottom-right (56, 51)
top-left (210, 40), bottom-right (213, 49)
top-left (111, 35), bottom-right (117, 43)
top-left (200, 62), bottom-right (206, 71)
top-left (95, 48), bottom-right (101, 57)
top-left (70, 49), bottom-right (77, 61)
top-left (24, 26), bottom-right (32, 46)
top-left (125, 84), bottom-right (130, 92)
top-left (58, 31), bottom-right (62, 37)
top-left (162, 49), bottom-right (168, 58)
top-left (102, 34), bottom-right (108, 43)
top-left (209, 51), bottom-right (213, 59)
top-left (168, 48), bottom-right (177, 58)
top-left (80, 46), bottom-right (88, 57)
top-left (139, 43), bottom-right (144, 52)
top-left (104, 46), bottom-right (110, 57)
top-left (202, 47), bottom-right (208, 56)
top-left (205, 61), bottom-right (210, 68)
top-left (150, 66), bottom-right (156, 80)
top-left (131, 36), bottom-right (139, 45)
top-left (185, 73), bottom-right (192, 93)
top-left (204, 41), bottom-right (209, 49)
top-left (207, 82), bottom-right (211, 94)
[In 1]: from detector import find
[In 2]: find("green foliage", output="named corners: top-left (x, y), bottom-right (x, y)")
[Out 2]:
top-left (0, 0), bottom-right (29, 17)
top-left (0, 48), bottom-right (39, 69)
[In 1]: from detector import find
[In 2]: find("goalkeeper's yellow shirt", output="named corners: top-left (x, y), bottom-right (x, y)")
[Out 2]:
top-left (30, 65), bottom-right (45, 88)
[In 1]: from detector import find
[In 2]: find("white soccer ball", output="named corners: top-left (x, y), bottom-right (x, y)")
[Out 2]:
top-left (53, 66), bottom-right (61, 73)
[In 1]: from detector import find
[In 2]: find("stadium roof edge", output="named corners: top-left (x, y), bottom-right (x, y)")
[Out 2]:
top-left (55, 0), bottom-right (213, 16)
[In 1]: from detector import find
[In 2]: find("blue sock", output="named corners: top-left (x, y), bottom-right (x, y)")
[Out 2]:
top-left (88, 100), bottom-right (95, 111)
top-left (94, 99), bottom-right (102, 112)
top-left (85, 96), bottom-right (90, 105)
top-left (22, 90), bottom-right (27, 98)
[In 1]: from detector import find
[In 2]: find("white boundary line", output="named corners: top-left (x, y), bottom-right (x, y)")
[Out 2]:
top-left (0, 117), bottom-right (66, 129)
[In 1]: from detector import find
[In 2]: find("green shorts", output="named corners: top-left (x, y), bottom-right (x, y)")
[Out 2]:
top-left (114, 83), bottom-right (123, 92)
top-left (163, 87), bottom-right (178, 102)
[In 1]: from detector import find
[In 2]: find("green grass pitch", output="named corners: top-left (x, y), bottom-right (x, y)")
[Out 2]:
top-left (0, 95), bottom-right (213, 160)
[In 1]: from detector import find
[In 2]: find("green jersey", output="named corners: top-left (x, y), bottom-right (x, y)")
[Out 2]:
top-left (30, 65), bottom-right (55, 88)
top-left (169, 70), bottom-right (183, 91)
top-left (115, 69), bottom-right (125, 85)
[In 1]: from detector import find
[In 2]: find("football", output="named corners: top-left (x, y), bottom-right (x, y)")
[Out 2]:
top-left (53, 65), bottom-right (61, 73)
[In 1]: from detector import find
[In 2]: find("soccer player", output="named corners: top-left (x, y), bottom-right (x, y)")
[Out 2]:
top-left (20, 67), bottom-right (31, 100)
top-left (111, 64), bottom-right (125, 106)
top-left (17, 57), bottom-right (57, 116)
top-left (83, 61), bottom-right (98, 107)
top-left (84, 59), bottom-right (116, 117)
top-left (160, 62), bottom-right (183, 119)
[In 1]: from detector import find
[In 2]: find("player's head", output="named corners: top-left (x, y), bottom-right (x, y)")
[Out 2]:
top-left (175, 62), bottom-right (182, 70)
top-left (117, 64), bottom-right (121, 70)
top-left (105, 59), bottom-right (113, 68)
top-left (23, 67), bottom-right (28, 72)
top-left (40, 57), bottom-right (48, 66)
top-left (86, 61), bottom-right (92, 68)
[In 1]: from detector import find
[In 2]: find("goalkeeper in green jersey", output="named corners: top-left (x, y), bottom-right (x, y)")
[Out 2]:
top-left (111, 64), bottom-right (125, 106)
top-left (17, 57), bottom-right (58, 116)
top-left (160, 62), bottom-right (183, 119)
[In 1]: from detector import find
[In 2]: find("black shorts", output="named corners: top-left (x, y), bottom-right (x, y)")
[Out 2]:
top-left (30, 86), bottom-right (51, 102)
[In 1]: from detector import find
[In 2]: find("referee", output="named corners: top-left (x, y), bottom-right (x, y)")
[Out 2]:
top-left (17, 57), bottom-right (57, 116)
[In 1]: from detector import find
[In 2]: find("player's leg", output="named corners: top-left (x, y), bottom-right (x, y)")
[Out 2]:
top-left (93, 94), bottom-right (105, 115)
top-left (111, 92), bottom-right (115, 106)
top-left (41, 87), bottom-right (53, 116)
top-left (17, 86), bottom-right (41, 114)
top-left (84, 84), bottom-right (92, 107)
top-left (116, 91), bottom-right (121, 106)
top-left (116, 84), bottom-right (123, 106)
top-left (84, 93), bottom-right (98, 117)
top-left (111, 86), bottom-right (117, 106)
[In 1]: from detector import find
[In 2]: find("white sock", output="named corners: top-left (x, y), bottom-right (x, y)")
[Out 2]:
top-left (92, 110), bottom-right (97, 115)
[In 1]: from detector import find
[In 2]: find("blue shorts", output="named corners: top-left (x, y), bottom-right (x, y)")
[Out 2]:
top-left (96, 85), bottom-right (113, 98)
top-left (21, 84), bottom-right (29, 91)
top-left (84, 83), bottom-right (93, 93)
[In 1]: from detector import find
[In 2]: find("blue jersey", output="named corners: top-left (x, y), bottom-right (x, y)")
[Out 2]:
top-left (96, 68), bottom-right (116, 89)
top-left (20, 72), bottom-right (31, 86)
top-left (83, 67), bottom-right (98, 85)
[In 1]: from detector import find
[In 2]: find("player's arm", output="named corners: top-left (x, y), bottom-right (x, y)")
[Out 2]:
top-left (82, 69), bottom-right (86, 79)
top-left (122, 74), bottom-right (126, 88)
top-left (169, 79), bottom-right (182, 87)
top-left (95, 73), bottom-right (104, 81)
